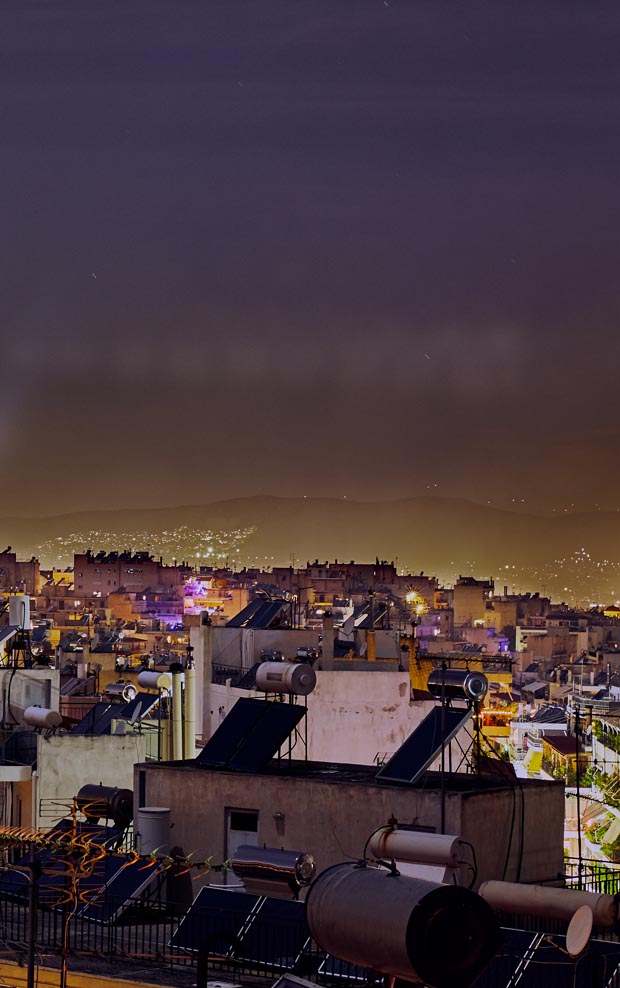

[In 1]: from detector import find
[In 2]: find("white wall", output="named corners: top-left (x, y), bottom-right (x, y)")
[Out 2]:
top-left (203, 669), bottom-right (432, 766)
top-left (210, 627), bottom-right (322, 670)
top-left (0, 668), bottom-right (60, 723)
top-left (35, 734), bottom-right (147, 829)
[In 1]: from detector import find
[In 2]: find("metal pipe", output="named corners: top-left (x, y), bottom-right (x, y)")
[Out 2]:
top-left (161, 715), bottom-right (172, 761)
top-left (172, 670), bottom-right (183, 761)
top-left (575, 704), bottom-right (583, 888)
top-left (440, 662), bottom-right (446, 834)
top-left (27, 857), bottom-right (41, 988)
top-left (184, 664), bottom-right (196, 759)
top-left (366, 631), bottom-right (376, 662)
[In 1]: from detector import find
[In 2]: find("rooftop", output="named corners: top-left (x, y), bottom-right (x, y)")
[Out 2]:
top-left (142, 756), bottom-right (562, 794)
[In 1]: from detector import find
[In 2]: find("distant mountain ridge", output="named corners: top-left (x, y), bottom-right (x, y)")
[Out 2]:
top-left (0, 496), bottom-right (619, 579)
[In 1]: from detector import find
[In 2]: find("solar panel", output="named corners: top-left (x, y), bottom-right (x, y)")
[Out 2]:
top-left (0, 849), bottom-right (127, 908)
top-left (226, 600), bottom-right (285, 629)
top-left (318, 956), bottom-right (372, 982)
top-left (2, 729), bottom-right (38, 766)
top-left (273, 976), bottom-right (317, 988)
top-left (70, 702), bottom-right (117, 736)
top-left (473, 928), bottom-right (533, 988)
top-left (170, 886), bottom-right (260, 955)
top-left (121, 691), bottom-right (159, 722)
top-left (234, 897), bottom-right (309, 970)
top-left (473, 928), bottom-right (620, 988)
top-left (377, 705), bottom-right (472, 784)
top-left (196, 698), bottom-right (268, 766)
top-left (226, 702), bottom-right (306, 772)
top-left (80, 858), bottom-right (160, 923)
top-left (226, 599), bottom-right (263, 628)
top-left (517, 933), bottom-right (620, 988)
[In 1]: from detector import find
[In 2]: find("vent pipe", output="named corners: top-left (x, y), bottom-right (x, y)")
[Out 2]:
top-left (183, 661), bottom-right (196, 758)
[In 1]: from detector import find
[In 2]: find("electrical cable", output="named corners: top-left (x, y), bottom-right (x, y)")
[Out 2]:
top-left (516, 776), bottom-right (526, 883)
top-left (6, 667), bottom-right (18, 726)
top-left (501, 776), bottom-right (518, 881)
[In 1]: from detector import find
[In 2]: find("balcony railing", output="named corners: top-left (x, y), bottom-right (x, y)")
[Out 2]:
top-left (0, 878), bottom-right (617, 988)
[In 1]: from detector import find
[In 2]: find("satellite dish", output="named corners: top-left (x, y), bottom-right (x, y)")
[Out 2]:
top-left (122, 683), bottom-right (137, 703)
top-left (566, 904), bottom-right (593, 957)
top-left (129, 701), bottom-right (143, 726)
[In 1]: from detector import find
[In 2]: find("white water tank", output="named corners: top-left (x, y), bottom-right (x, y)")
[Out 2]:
top-left (368, 829), bottom-right (467, 884)
top-left (9, 595), bottom-right (30, 630)
top-left (255, 662), bottom-right (316, 696)
top-left (305, 863), bottom-right (500, 988)
top-left (137, 671), bottom-right (172, 691)
top-left (137, 806), bottom-right (171, 857)
top-left (23, 706), bottom-right (62, 729)
top-left (369, 829), bottom-right (464, 867)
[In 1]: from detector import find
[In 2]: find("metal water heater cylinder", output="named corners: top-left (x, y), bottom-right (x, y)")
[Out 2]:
top-left (231, 844), bottom-right (316, 897)
top-left (23, 706), bottom-right (62, 730)
top-left (427, 668), bottom-right (488, 703)
top-left (137, 671), bottom-right (172, 691)
top-left (76, 784), bottom-right (134, 828)
top-left (255, 662), bottom-right (317, 696)
top-left (305, 864), bottom-right (500, 988)
top-left (137, 806), bottom-right (171, 857)
top-left (479, 880), bottom-right (617, 928)
top-left (369, 829), bottom-right (464, 868)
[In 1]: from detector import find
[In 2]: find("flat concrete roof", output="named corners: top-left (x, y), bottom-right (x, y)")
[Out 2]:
top-left (138, 756), bottom-right (563, 794)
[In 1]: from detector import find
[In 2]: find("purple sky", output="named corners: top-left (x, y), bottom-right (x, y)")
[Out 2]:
top-left (2, 1), bottom-right (619, 515)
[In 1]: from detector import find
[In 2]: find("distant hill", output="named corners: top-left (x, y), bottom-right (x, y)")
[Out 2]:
top-left (1, 497), bottom-right (619, 584)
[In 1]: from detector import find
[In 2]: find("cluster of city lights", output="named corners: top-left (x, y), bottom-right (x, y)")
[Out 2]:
top-left (34, 525), bottom-right (257, 569)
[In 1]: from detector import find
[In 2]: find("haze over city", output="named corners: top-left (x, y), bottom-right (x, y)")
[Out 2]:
top-left (3, 1), bottom-right (620, 520)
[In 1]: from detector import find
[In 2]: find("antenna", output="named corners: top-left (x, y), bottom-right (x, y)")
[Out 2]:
top-left (129, 702), bottom-right (143, 727)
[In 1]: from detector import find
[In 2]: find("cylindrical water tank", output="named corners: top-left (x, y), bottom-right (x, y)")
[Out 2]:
top-left (478, 880), bottom-right (617, 928)
top-left (137, 806), bottom-right (171, 857)
top-left (77, 784), bottom-right (134, 828)
top-left (23, 706), bottom-right (62, 730)
top-left (255, 662), bottom-right (316, 696)
top-left (104, 681), bottom-right (136, 699)
top-left (369, 829), bottom-right (464, 868)
top-left (306, 864), bottom-right (500, 988)
top-left (232, 844), bottom-right (316, 897)
top-left (427, 669), bottom-right (488, 703)
top-left (137, 671), bottom-right (172, 691)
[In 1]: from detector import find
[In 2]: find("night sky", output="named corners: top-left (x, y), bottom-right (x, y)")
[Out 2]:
top-left (2, 1), bottom-right (619, 517)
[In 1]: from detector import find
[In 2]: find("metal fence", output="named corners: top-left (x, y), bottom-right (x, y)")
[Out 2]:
top-left (0, 884), bottom-right (343, 984)
top-left (0, 868), bottom-right (619, 988)
top-left (564, 856), bottom-right (620, 895)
